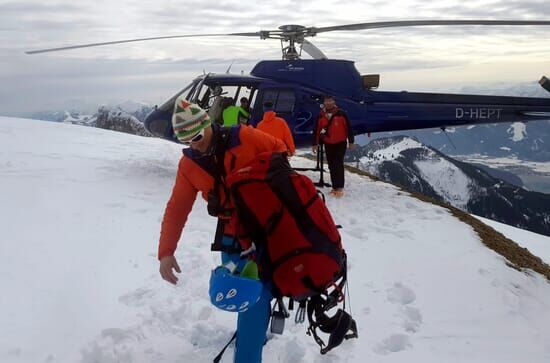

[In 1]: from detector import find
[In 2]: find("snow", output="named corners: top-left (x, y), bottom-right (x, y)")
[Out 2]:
top-left (457, 154), bottom-right (550, 174)
top-left (473, 216), bottom-right (550, 265)
top-left (499, 146), bottom-right (511, 151)
top-left (414, 158), bottom-right (472, 209)
top-left (372, 137), bottom-right (423, 161)
top-left (62, 111), bottom-right (95, 124)
top-left (508, 122), bottom-right (527, 142)
top-left (114, 100), bottom-right (150, 114)
top-left (2, 116), bottom-right (550, 363)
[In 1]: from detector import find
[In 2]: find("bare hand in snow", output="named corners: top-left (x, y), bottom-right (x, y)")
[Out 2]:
top-left (159, 255), bottom-right (181, 285)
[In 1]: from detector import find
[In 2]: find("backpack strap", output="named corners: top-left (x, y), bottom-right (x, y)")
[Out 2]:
top-left (213, 331), bottom-right (237, 363)
top-left (321, 108), bottom-right (348, 141)
top-left (208, 127), bottom-right (231, 216)
top-left (319, 109), bottom-right (336, 140)
top-left (209, 127), bottom-right (240, 254)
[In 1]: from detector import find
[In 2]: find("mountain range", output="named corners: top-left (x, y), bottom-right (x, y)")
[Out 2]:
top-left (346, 136), bottom-right (550, 236)
top-left (25, 101), bottom-right (154, 137)
top-left (356, 83), bottom-right (550, 161)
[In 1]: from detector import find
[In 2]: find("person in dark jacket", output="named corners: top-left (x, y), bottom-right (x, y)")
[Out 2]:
top-left (312, 95), bottom-right (355, 197)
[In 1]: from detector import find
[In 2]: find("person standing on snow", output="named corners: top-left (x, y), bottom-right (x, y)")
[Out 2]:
top-left (158, 96), bottom-right (287, 362)
top-left (256, 101), bottom-right (295, 156)
top-left (312, 95), bottom-right (356, 197)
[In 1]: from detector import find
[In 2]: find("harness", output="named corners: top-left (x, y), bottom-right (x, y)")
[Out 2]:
top-left (205, 126), bottom-right (241, 254)
top-left (303, 253), bottom-right (358, 354)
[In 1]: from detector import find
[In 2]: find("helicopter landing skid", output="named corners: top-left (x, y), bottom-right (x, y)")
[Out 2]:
top-left (291, 146), bottom-right (331, 186)
top-left (293, 165), bottom-right (331, 187)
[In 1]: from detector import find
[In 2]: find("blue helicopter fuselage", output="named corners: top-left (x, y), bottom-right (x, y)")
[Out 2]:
top-left (144, 59), bottom-right (550, 147)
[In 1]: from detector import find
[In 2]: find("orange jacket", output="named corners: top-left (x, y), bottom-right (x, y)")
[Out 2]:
top-left (312, 107), bottom-right (354, 145)
top-left (158, 124), bottom-right (287, 260)
top-left (256, 111), bottom-right (296, 155)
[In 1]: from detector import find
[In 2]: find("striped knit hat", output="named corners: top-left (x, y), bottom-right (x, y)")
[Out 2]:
top-left (172, 96), bottom-right (212, 142)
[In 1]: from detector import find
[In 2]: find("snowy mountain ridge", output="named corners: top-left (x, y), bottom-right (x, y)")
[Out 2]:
top-left (1, 116), bottom-right (550, 363)
top-left (347, 136), bottom-right (550, 236)
top-left (22, 102), bottom-right (155, 137)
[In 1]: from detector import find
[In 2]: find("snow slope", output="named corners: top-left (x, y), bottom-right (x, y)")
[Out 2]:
top-left (1, 116), bottom-right (550, 363)
top-left (355, 137), bottom-right (473, 208)
top-left (474, 216), bottom-right (550, 265)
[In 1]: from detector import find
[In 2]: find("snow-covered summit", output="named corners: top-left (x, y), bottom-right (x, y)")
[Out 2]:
top-left (508, 122), bottom-right (527, 142)
top-left (1, 117), bottom-right (550, 363)
top-left (347, 136), bottom-right (550, 236)
top-left (351, 136), bottom-right (475, 209)
top-left (114, 100), bottom-right (151, 114)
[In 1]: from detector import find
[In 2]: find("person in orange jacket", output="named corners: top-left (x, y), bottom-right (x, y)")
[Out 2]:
top-left (256, 101), bottom-right (296, 156)
top-left (158, 97), bottom-right (287, 363)
top-left (312, 95), bottom-right (356, 197)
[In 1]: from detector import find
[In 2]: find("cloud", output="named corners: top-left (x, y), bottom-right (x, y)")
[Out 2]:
top-left (0, 54), bottom-right (259, 113)
top-left (2, 0), bottom-right (550, 115)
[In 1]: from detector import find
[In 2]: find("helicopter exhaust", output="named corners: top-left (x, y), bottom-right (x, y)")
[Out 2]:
top-left (539, 76), bottom-right (550, 93)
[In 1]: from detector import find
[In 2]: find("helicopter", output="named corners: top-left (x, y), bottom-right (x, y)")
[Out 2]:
top-left (27, 20), bottom-right (550, 147)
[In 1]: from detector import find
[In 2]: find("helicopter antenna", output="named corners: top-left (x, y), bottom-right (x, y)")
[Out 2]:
top-left (440, 127), bottom-right (457, 150)
top-left (225, 60), bottom-right (235, 74)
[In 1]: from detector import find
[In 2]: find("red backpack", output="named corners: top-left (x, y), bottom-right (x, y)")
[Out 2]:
top-left (225, 151), bottom-right (344, 299)
top-left (209, 130), bottom-right (357, 358)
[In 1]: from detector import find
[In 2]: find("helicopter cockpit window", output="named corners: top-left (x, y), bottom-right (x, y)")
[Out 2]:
top-left (204, 85), bottom-right (246, 124)
top-left (262, 89), bottom-right (295, 113)
top-left (159, 82), bottom-right (194, 112)
top-left (192, 80), bottom-right (210, 108)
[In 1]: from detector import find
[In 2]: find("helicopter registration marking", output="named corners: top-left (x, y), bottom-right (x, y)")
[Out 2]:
top-left (455, 108), bottom-right (502, 120)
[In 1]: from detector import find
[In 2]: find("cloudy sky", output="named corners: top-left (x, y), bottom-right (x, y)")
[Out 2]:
top-left (1, 0), bottom-right (549, 114)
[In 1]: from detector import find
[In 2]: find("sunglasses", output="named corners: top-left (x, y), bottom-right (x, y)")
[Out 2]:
top-left (182, 128), bottom-right (205, 145)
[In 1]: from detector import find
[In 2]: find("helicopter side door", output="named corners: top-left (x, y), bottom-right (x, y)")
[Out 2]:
top-left (251, 87), bottom-right (325, 146)
top-left (251, 87), bottom-right (296, 126)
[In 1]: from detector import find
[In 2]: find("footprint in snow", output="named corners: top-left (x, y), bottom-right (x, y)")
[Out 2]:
top-left (401, 306), bottom-right (423, 333)
top-left (279, 340), bottom-right (306, 362)
top-left (387, 283), bottom-right (416, 305)
top-left (118, 287), bottom-right (155, 307)
top-left (373, 334), bottom-right (411, 355)
top-left (378, 282), bottom-right (423, 352)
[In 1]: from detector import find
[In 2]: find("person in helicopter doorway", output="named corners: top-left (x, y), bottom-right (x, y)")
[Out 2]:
top-left (239, 97), bottom-right (251, 115)
top-left (158, 96), bottom-right (287, 363)
top-left (222, 97), bottom-right (250, 127)
top-left (312, 95), bottom-right (356, 197)
top-left (256, 101), bottom-right (295, 156)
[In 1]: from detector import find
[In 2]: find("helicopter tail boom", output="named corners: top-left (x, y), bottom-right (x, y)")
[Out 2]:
top-left (358, 90), bottom-right (550, 134)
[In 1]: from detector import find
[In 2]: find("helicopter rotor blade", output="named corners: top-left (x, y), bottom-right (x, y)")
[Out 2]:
top-left (301, 39), bottom-right (328, 60)
top-left (25, 20), bottom-right (550, 56)
top-left (309, 20), bottom-right (550, 34)
top-left (25, 32), bottom-right (261, 54)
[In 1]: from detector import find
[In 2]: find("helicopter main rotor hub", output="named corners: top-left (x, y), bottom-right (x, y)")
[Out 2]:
top-left (274, 25), bottom-right (311, 60)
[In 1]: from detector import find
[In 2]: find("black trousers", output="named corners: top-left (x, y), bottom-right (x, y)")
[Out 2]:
top-left (324, 141), bottom-right (347, 189)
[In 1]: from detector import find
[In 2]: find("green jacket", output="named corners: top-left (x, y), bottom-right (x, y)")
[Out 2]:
top-left (223, 106), bottom-right (250, 127)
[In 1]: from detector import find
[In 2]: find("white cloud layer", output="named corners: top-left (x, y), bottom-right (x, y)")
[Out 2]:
top-left (1, 0), bottom-right (550, 113)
